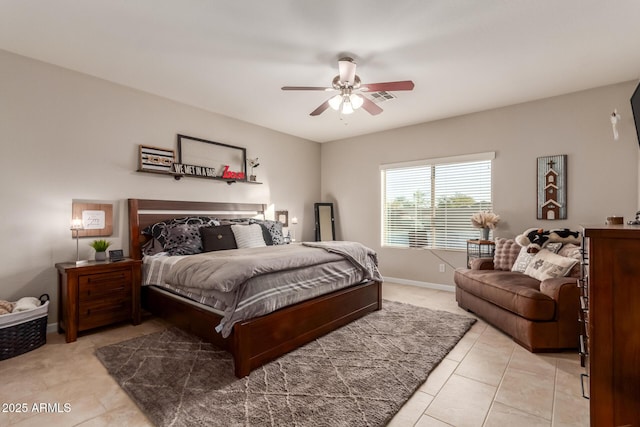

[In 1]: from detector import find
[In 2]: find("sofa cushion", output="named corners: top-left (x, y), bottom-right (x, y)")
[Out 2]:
top-left (493, 238), bottom-right (522, 271)
top-left (454, 268), bottom-right (556, 321)
top-left (524, 249), bottom-right (578, 281)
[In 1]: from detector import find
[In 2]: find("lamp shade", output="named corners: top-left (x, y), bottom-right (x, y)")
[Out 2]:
top-left (70, 218), bottom-right (83, 230)
top-left (328, 94), bottom-right (342, 110)
top-left (350, 94), bottom-right (364, 109)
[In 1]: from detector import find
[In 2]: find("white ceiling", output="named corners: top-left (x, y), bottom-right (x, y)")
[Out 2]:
top-left (2, 1), bottom-right (640, 143)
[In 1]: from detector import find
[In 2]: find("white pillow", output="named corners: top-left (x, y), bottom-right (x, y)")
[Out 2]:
top-left (511, 246), bottom-right (534, 273)
top-left (231, 224), bottom-right (266, 248)
top-left (524, 249), bottom-right (578, 281)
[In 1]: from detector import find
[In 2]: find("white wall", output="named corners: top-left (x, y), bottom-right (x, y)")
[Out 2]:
top-left (321, 81), bottom-right (639, 288)
top-left (0, 50), bottom-right (320, 323)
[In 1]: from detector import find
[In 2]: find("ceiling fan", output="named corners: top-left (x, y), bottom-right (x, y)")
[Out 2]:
top-left (282, 57), bottom-right (415, 116)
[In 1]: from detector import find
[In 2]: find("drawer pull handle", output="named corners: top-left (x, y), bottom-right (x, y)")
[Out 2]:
top-left (580, 373), bottom-right (589, 399)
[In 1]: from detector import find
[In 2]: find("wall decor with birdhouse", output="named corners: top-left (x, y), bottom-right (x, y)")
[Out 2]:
top-left (537, 154), bottom-right (567, 220)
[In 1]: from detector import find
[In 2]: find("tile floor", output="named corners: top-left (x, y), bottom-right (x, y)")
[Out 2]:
top-left (0, 282), bottom-right (589, 426)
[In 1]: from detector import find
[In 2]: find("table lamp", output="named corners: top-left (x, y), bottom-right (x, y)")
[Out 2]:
top-left (70, 218), bottom-right (88, 265)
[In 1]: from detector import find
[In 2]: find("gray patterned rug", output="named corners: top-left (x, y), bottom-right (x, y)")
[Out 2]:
top-left (96, 300), bottom-right (475, 427)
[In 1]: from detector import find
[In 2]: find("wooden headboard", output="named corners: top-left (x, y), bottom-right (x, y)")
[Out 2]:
top-left (128, 199), bottom-right (267, 260)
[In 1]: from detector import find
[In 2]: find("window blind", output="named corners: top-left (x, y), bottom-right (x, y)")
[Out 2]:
top-left (381, 152), bottom-right (494, 250)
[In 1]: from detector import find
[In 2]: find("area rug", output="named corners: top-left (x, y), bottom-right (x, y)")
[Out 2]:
top-left (96, 300), bottom-right (475, 427)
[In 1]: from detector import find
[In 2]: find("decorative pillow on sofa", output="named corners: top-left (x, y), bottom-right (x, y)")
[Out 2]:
top-left (524, 249), bottom-right (579, 281)
top-left (557, 243), bottom-right (582, 278)
top-left (511, 241), bottom-right (563, 273)
top-left (201, 225), bottom-right (237, 252)
top-left (493, 238), bottom-right (522, 271)
top-left (231, 224), bottom-right (267, 248)
top-left (511, 246), bottom-right (534, 273)
top-left (163, 223), bottom-right (204, 256)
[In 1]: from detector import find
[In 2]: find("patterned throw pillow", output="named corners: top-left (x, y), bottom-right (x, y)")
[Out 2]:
top-left (511, 246), bottom-right (534, 273)
top-left (231, 224), bottom-right (267, 248)
top-left (511, 242), bottom-right (563, 273)
top-left (163, 223), bottom-right (204, 256)
top-left (524, 249), bottom-right (579, 281)
top-left (492, 238), bottom-right (522, 271)
top-left (142, 216), bottom-right (220, 247)
top-left (252, 219), bottom-right (286, 245)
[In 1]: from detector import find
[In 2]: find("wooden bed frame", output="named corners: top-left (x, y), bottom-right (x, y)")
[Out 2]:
top-left (128, 198), bottom-right (382, 378)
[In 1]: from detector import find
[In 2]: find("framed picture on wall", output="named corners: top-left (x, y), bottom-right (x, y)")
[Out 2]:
top-left (71, 202), bottom-right (113, 237)
top-left (537, 154), bottom-right (567, 220)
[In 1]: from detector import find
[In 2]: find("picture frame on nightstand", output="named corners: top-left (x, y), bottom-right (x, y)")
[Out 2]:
top-left (109, 249), bottom-right (124, 261)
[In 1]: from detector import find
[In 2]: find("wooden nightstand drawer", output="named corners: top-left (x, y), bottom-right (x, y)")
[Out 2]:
top-left (78, 270), bottom-right (132, 301)
top-left (79, 298), bottom-right (131, 331)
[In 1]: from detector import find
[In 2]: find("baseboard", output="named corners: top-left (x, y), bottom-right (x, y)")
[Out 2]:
top-left (383, 277), bottom-right (455, 292)
top-left (47, 322), bottom-right (58, 334)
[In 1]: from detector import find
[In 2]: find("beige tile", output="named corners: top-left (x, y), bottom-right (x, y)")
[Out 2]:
top-left (76, 404), bottom-right (153, 427)
top-left (387, 390), bottom-right (433, 427)
top-left (415, 414), bottom-right (455, 426)
top-left (484, 401), bottom-right (551, 426)
top-left (425, 374), bottom-right (496, 427)
top-left (419, 358), bottom-right (458, 396)
top-left (554, 354), bottom-right (586, 398)
top-left (508, 345), bottom-right (557, 377)
top-left (552, 390), bottom-right (590, 427)
top-left (10, 394), bottom-right (106, 426)
top-left (495, 366), bottom-right (555, 420)
top-left (444, 332), bottom-right (478, 362)
top-left (454, 341), bottom-right (512, 386)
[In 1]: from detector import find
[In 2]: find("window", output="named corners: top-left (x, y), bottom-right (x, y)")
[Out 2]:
top-left (381, 152), bottom-right (495, 250)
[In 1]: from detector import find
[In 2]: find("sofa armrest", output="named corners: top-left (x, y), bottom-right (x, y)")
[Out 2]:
top-left (539, 277), bottom-right (579, 300)
top-left (470, 257), bottom-right (495, 270)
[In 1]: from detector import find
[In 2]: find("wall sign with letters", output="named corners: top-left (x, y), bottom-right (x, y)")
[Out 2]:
top-left (137, 134), bottom-right (259, 184)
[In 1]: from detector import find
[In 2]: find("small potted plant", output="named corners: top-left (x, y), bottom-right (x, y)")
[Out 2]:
top-left (248, 157), bottom-right (260, 182)
top-left (90, 239), bottom-right (111, 261)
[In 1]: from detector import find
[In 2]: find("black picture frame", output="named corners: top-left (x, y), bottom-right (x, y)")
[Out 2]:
top-left (109, 249), bottom-right (124, 261)
top-left (176, 134), bottom-right (247, 181)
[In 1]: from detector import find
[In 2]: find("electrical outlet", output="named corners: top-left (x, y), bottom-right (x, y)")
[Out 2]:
top-left (439, 264), bottom-right (445, 273)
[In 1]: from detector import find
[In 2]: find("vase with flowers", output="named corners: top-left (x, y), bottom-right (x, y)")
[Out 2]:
top-left (470, 211), bottom-right (500, 240)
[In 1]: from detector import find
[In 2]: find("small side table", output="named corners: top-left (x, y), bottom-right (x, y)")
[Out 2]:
top-left (55, 259), bottom-right (141, 343)
top-left (466, 240), bottom-right (496, 268)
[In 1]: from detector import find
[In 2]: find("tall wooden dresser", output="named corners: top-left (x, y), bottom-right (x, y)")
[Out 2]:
top-left (581, 225), bottom-right (640, 426)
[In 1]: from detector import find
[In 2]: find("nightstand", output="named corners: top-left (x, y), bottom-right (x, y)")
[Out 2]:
top-left (55, 259), bottom-right (141, 343)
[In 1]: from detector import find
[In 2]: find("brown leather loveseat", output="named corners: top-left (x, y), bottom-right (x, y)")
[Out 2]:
top-left (454, 238), bottom-right (581, 352)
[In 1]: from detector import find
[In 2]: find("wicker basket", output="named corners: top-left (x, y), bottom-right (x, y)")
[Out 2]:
top-left (0, 294), bottom-right (49, 360)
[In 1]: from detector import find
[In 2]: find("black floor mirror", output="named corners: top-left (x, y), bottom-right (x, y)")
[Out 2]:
top-left (314, 203), bottom-right (335, 241)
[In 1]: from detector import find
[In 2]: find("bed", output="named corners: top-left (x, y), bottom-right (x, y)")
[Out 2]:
top-left (128, 198), bottom-right (382, 377)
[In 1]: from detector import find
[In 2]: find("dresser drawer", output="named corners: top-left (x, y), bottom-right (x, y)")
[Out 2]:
top-left (78, 270), bottom-right (132, 301)
top-left (78, 297), bottom-right (131, 331)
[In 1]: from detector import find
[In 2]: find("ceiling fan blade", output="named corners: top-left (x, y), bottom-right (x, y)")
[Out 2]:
top-left (338, 57), bottom-right (357, 85)
top-left (310, 100), bottom-right (331, 116)
top-left (360, 80), bottom-right (415, 92)
top-left (361, 97), bottom-right (383, 116)
top-left (282, 86), bottom-right (334, 91)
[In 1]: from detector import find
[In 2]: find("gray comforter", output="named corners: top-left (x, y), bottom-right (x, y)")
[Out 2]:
top-left (166, 241), bottom-right (382, 292)
top-left (162, 242), bottom-right (382, 337)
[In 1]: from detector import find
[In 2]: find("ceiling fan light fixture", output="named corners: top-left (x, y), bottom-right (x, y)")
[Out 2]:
top-left (350, 94), bottom-right (364, 110)
top-left (328, 94), bottom-right (342, 110)
top-left (341, 97), bottom-right (354, 115)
